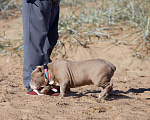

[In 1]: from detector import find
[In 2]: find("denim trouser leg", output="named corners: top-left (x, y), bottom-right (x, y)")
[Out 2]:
top-left (22, 0), bottom-right (60, 92)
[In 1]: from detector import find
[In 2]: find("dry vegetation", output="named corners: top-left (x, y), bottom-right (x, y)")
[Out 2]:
top-left (0, 0), bottom-right (150, 60)
top-left (0, 1), bottom-right (150, 120)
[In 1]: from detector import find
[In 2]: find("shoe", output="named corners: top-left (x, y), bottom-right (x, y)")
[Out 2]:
top-left (48, 87), bottom-right (70, 96)
top-left (27, 90), bottom-right (43, 95)
top-left (47, 86), bottom-right (60, 96)
top-left (47, 90), bottom-right (60, 96)
top-left (27, 87), bottom-right (60, 96)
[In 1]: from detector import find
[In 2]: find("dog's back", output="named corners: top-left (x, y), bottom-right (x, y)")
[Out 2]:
top-left (50, 59), bottom-right (116, 88)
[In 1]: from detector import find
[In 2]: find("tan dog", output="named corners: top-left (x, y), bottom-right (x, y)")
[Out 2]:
top-left (30, 59), bottom-right (116, 99)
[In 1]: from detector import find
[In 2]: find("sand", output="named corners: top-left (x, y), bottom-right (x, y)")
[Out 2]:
top-left (0, 13), bottom-right (150, 120)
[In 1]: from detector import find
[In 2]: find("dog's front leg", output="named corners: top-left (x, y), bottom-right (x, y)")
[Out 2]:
top-left (59, 81), bottom-right (68, 98)
top-left (40, 85), bottom-right (51, 94)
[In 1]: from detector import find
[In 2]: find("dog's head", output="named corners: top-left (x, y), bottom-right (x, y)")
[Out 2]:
top-left (30, 66), bottom-right (48, 90)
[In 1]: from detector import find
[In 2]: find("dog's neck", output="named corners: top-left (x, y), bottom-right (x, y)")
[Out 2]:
top-left (46, 63), bottom-right (55, 82)
top-left (43, 64), bottom-right (50, 82)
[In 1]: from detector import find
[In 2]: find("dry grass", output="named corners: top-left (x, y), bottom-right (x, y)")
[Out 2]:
top-left (0, 0), bottom-right (150, 60)
top-left (0, 0), bottom-right (21, 19)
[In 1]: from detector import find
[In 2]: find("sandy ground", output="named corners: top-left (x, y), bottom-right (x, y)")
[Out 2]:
top-left (0, 13), bottom-right (150, 120)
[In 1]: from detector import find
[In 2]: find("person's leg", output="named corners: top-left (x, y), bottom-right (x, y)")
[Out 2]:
top-left (22, 0), bottom-right (54, 92)
top-left (43, 0), bottom-right (60, 64)
top-left (42, 0), bottom-right (61, 95)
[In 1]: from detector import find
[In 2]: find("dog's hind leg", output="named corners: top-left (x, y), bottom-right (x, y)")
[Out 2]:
top-left (98, 82), bottom-right (113, 99)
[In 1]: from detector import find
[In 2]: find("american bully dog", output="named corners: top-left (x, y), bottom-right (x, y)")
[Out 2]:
top-left (30, 59), bottom-right (116, 99)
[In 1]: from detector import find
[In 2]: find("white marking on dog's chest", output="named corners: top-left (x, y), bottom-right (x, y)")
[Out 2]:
top-left (49, 80), bottom-right (59, 86)
top-left (49, 81), bottom-right (54, 85)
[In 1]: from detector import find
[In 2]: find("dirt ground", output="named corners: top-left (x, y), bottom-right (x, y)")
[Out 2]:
top-left (0, 12), bottom-right (150, 120)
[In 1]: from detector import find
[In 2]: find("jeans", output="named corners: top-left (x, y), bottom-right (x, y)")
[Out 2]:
top-left (22, 0), bottom-right (60, 92)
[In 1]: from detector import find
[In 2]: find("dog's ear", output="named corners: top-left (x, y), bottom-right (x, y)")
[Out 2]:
top-left (36, 66), bottom-right (42, 72)
top-left (36, 66), bottom-right (44, 75)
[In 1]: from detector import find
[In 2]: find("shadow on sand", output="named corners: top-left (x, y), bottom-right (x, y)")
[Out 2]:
top-left (67, 88), bottom-right (150, 100)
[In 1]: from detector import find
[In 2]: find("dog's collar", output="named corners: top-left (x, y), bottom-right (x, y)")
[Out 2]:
top-left (43, 64), bottom-right (50, 82)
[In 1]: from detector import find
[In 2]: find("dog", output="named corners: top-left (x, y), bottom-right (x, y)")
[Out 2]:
top-left (30, 59), bottom-right (116, 99)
